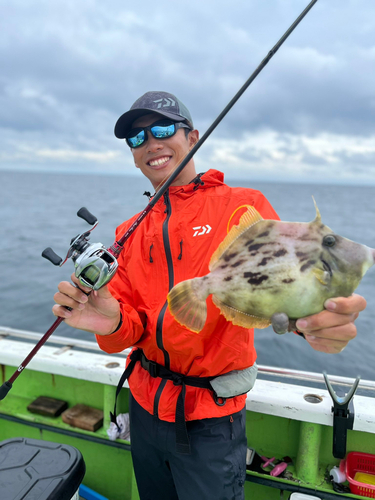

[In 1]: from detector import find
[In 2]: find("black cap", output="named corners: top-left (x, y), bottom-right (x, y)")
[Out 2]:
top-left (114, 91), bottom-right (194, 139)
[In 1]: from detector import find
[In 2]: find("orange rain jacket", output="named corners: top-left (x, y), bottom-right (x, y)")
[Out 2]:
top-left (96, 170), bottom-right (279, 422)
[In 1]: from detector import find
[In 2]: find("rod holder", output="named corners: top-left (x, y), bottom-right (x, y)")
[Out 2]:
top-left (323, 371), bottom-right (360, 459)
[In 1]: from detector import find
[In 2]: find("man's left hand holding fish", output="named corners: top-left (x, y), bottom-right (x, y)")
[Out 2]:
top-left (295, 293), bottom-right (367, 353)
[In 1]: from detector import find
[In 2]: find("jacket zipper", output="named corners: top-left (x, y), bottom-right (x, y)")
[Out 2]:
top-left (153, 190), bottom-right (174, 417)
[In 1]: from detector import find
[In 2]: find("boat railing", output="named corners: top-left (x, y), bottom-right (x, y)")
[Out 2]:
top-left (0, 325), bottom-right (131, 357)
top-left (1, 325), bottom-right (374, 392)
top-left (257, 365), bottom-right (375, 391)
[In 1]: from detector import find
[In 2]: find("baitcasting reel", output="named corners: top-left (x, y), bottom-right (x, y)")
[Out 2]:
top-left (42, 207), bottom-right (118, 290)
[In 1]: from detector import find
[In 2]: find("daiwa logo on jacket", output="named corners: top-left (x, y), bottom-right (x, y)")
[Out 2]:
top-left (193, 225), bottom-right (212, 237)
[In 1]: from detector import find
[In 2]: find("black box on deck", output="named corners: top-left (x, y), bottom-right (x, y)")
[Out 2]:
top-left (0, 437), bottom-right (86, 500)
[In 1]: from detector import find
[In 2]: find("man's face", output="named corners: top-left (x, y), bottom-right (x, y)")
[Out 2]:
top-left (130, 113), bottom-right (199, 189)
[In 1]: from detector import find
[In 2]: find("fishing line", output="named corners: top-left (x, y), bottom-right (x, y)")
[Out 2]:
top-left (0, 0), bottom-right (319, 400)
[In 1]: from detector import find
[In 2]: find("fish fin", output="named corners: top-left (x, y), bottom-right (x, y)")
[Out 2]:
top-left (312, 196), bottom-right (321, 223)
top-left (209, 206), bottom-right (264, 270)
top-left (212, 296), bottom-right (271, 329)
top-left (167, 279), bottom-right (207, 333)
top-left (313, 268), bottom-right (330, 286)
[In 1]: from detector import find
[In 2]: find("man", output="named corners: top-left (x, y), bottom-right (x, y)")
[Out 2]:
top-left (53, 91), bottom-right (366, 500)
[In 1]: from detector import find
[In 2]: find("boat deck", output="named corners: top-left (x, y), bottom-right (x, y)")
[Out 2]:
top-left (1, 326), bottom-right (375, 499)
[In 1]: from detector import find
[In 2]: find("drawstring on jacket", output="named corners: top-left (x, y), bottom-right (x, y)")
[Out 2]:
top-left (149, 241), bottom-right (183, 262)
top-left (190, 173), bottom-right (205, 190)
top-left (178, 240), bottom-right (183, 260)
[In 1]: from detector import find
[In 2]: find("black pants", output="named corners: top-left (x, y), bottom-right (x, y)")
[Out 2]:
top-left (129, 394), bottom-right (247, 500)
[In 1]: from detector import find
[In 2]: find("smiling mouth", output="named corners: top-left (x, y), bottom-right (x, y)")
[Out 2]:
top-left (148, 156), bottom-right (171, 167)
top-left (321, 259), bottom-right (333, 276)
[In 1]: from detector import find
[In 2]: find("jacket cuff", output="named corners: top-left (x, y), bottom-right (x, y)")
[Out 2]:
top-left (96, 324), bottom-right (127, 352)
top-left (110, 313), bottom-right (123, 334)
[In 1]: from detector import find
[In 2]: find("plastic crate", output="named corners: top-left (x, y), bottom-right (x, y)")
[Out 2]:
top-left (0, 437), bottom-right (85, 500)
top-left (346, 452), bottom-right (375, 498)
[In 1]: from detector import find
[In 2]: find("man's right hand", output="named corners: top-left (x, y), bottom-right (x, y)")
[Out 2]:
top-left (52, 273), bottom-right (121, 336)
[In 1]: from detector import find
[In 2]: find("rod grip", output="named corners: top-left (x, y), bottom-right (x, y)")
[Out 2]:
top-left (0, 381), bottom-right (12, 401)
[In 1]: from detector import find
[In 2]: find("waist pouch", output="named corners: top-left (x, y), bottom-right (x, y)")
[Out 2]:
top-left (210, 363), bottom-right (258, 398)
top-left (111, 348), bottom-right (256, 454)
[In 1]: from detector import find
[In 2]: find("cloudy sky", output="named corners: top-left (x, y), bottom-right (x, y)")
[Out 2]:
top-left (1, 0), bottom-right (375, 184)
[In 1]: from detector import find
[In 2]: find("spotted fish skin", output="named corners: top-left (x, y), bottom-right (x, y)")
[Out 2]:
top-left (167, 201), bottom-right (375, 333)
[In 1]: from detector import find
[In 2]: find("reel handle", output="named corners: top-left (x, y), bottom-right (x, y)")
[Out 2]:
top-left (42, 247), bottom-right (63, 266)
top-left (77, 207), bottom-right (97, 225)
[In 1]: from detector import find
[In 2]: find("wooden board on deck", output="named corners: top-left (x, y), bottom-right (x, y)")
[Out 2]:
top-left (61, 404), bottom-right (103, 432)
top-left (27, 396), bottom-right (68, 417)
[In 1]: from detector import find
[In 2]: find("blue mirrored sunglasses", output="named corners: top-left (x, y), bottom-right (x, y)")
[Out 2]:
top-left (126, 119), bottom-right (192, 148)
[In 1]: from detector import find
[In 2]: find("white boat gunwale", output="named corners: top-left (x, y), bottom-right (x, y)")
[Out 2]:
top-left (1, 327), bottom-right (375, 435)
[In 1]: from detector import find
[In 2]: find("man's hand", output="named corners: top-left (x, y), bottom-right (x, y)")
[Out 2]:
top-left (295, 294), bottom-right (367, 353)
top-left (52, 273), bottom-right (121, 336)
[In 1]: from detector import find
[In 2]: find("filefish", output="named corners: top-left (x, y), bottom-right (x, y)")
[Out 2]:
top-left (167, 199), bottom-right (375, 333)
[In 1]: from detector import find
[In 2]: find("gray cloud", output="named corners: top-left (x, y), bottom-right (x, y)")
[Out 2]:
top-left (1, 0), bottom-right (375, 181)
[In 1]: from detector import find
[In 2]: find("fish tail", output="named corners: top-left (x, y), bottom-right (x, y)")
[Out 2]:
top-left (167, 278), bottom-right (208, 333)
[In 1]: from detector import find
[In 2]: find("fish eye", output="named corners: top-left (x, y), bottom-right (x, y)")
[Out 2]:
top-left (323, 235), bottom-right (336, 247)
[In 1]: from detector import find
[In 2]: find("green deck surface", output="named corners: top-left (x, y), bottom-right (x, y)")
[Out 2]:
top-left (1, 363), bottom-right (374, 499)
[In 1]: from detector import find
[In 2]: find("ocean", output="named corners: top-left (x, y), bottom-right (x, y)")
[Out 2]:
top-left (1, 169), bottom-right (374, 381)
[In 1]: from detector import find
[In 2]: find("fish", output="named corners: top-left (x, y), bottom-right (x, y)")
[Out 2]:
top-left (167, 199), bottom-right (375, 333)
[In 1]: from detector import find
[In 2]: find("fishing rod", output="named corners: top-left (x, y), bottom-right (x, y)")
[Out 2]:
top-left (0, 0), bottom-right (319, 401)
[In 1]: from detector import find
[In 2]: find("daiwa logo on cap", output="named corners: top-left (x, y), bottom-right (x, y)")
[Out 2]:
top-left (114, 90), bottom-right (193, 139)
top-left (153, 97), bottom-right (176, 109)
